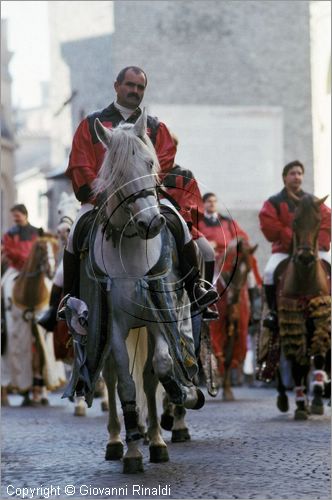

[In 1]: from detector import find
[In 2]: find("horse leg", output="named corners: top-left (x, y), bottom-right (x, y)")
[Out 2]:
top-left (310, 354), bottom-right (326, 415)
top-left (171, 405), bottom-right (191, 442)
top-left (276, 368), bottom-right (289, 412)
top-left (149, 325), bottom-right (204, 410)
top-left (143, 342), bottom-right (169, 463)
top-left (292, 360), bottom-right (310, 420)
top-left (1, 386), bottom-right (10, 406)
top-left (222, 364), bottom-right (234, 401)
top-left (96, 375), bottom-right (109, 412)
top-left (74, 396), bottom-right (86, 417)
top-left (160, 393), bottom-right (174, 431)
top-left (110, 325), bottom-right (143, 473)
top-left (102, 353), bottom-right (124, 460)
top-left (31, 331), bottom-right (44, 405)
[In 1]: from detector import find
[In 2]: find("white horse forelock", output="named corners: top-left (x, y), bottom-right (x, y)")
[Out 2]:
top-left (92, 123), bottom-right (160, 197)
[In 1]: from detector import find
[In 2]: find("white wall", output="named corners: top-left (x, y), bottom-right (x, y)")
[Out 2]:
top-left (15, 170), bottom-right (49, 229)
top-left (149, 104), bottom-right (284, 212)
top-left (310, 1), bottom-right (331, 205)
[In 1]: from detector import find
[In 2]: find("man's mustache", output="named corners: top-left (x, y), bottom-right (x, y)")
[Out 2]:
top-left (127, 93), bottom-right (140, 99)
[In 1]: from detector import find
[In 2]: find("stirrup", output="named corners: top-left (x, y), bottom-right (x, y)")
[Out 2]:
top-left (202, 305), bottom-right (219, 321)
top-left (262, 310), bottom-right (278, 329)
top-left (56, 294), bottom-right (71, 321)
top-left (193, 282), bottom-right (219, 309)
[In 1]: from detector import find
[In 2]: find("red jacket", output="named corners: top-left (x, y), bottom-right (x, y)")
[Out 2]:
top-left (259, 188), bottom-right (331, 253)
top-left (66, 103), bottom-right (176, 203)
top-left (162, 165), bottom-right (204, 239)
top-left (3, 224), bottom-right (40, 271)
top-left (200, 214), bottom-right (262, 286)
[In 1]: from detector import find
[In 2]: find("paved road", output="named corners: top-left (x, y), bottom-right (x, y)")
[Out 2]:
top-left (1, 386), bottom-right (330, 500)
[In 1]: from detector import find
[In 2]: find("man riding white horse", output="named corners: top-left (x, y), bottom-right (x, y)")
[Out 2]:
top-left (58, 66), bottom-right (218, 316)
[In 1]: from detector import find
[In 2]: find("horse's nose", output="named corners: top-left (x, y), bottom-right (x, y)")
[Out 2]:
top-left (298, 251), bottom-right (315, 265)
top-left (137, 215), bottom-right (165, 239)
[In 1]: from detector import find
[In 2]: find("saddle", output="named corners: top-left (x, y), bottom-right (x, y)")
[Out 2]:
top-left (72, 208), bottom-right (99, 256)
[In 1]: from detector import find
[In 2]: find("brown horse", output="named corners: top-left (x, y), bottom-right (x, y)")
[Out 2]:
top-left (2, 234), bottom-right (59, 405)
top-left (267, 194), bottom-right (330, 420)
top-left (210, 237), bottom-right (258, 401)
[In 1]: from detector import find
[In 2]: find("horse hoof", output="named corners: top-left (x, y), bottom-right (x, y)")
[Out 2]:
top-left (101, 401), bottom-right (109, 412)
top-left (74, 406), bottom-right (86, 417)
top-left (310, 403), bottom-right (324, 415)
top-left (294, 409), bottom-right (308, 420)
top-left (143, 433), bottom-right (150, 446)
top-left (277, 394), bottom-right (289, 412)
top-left (171, 428), bottom-right (191, 443)
top-left (149, 445), bottom-right (169, 463)
top-left (160, 413), bottom-right (174, 431)
top-left (21, 396), bottom-right (32, 407)
top-left (222, 390), bottom-right (235, 402)
top-left (41, 398), bottom-right (49, 406)
top-left (192, 388), bottom-right (205, 409)
top-left (105, 442), bottom-right (124, 461)
top-left (30, 400), bottom-right (42, 407)
top-left (123, 456), bottom-right (144, 474)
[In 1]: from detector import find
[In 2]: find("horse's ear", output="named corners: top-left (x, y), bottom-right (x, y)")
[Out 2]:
top-left (94, 118), bottom-right (112, 148)
top-left (314, 195), bottom-right (329, 207)
top-left (133, 107), bottom-right (147, 137)
top-left (249, 244), bottom-right (258, 254)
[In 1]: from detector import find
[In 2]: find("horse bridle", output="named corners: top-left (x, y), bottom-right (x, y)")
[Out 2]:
top-left (101, 187), bottom-right (159, 245)
top-left (291, 231), bottom-right (319, 264)
top-left (59, 215), bottom-right (75, 226)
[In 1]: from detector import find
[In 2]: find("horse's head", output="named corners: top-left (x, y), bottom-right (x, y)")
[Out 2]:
top-left (31, 235), bottom-right (59, 280)
top-left (290, 192), bottom-right (328, 266)
top-left (221, 237), bottom-right (258, 300)
top-left (93, 109), bottom-right (165, 240)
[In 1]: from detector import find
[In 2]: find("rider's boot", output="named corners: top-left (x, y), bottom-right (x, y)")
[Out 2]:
top-left (57, 250), bottom-right (80, 321)
top-left (262, 284), bottom-right (278, 329)
top-left (37, 284), bottom-right (63, 331)
top-left (248, 286), bottom-right (262, 324)
top-left (201, 260), bottom-right (219, 320)
top-left (181, 241), bottom-right (219, 313)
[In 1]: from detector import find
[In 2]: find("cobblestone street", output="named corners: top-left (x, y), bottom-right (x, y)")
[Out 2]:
top-left (1, 386), bottom-right (330, 499)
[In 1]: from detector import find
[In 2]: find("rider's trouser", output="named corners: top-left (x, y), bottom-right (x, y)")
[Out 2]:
top-left (263, 251), bottom-right (331, 285)
top-left (195, 236), bottom-right (216, 287)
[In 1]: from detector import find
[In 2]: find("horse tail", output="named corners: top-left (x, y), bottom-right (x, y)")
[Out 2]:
top-left (126, 327), bottom-right (149, 426)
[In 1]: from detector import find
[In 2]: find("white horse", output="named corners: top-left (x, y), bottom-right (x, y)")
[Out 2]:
top-left (65, 110), bottom-right (204, 473)
top-left (56, 192), bottom-right (109, 416)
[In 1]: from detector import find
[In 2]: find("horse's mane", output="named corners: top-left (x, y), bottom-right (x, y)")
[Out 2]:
top-left (295, 194), bottom-right (320, 220)
top-left (93, 123), bottom-right (160, 196)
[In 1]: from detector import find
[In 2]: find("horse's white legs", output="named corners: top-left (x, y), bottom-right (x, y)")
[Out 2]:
top-left (149, 325), bottom-right (205, 410)
top-left (109, 322), bottom-right (143, 472)
top-left (100, 378), bottom-right (109, 412)
top-left (102, 354), bottom-right (124, 460)
top-left (171, 405), bottom-right (191, 442)
top-left (74, 396), bottom-right (86, 417)
top-left (143, 338), bottom-right (169, 463)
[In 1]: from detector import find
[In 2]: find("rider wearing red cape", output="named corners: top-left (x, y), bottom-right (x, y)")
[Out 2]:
top-left (200, 193), bottom-right (262, 377)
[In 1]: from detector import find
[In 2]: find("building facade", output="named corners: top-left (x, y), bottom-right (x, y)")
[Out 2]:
top-left (1, 19), bottom-right (16, 234)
